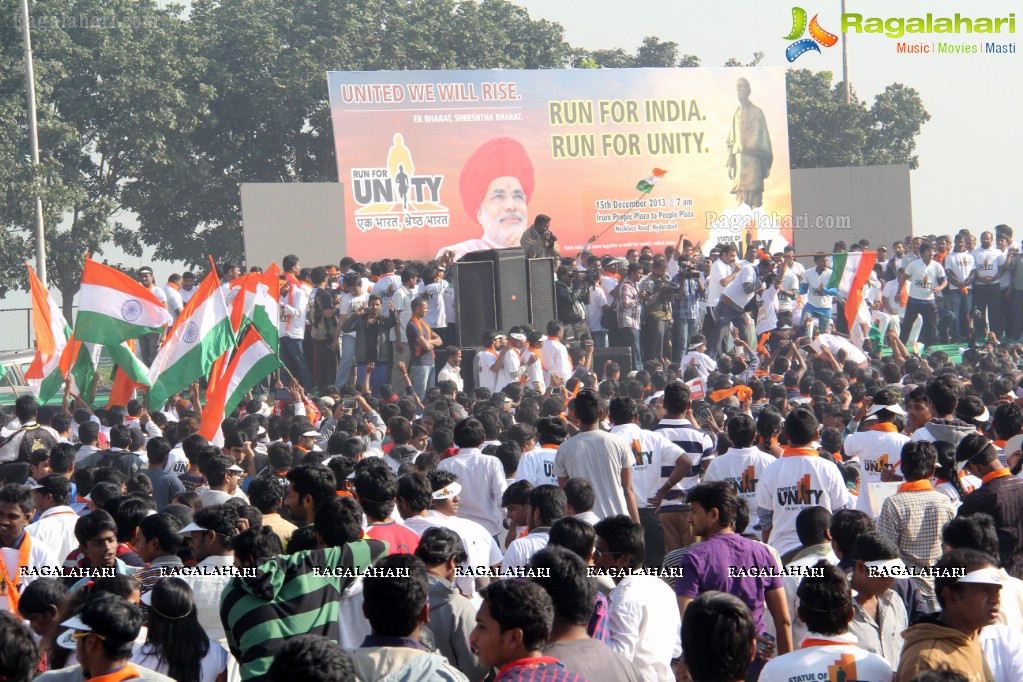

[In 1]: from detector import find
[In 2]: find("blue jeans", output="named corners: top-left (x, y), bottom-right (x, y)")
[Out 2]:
top-left (672, 318), bottom-right (699, 364)
top-left (280, 336), bottom-right (312, 389)
top-left (357, 363), bottom-right (390, 394)
top-left (621, 327), bottom-right (642, 371)
top-left (590, 330), bottom-right (609, 348)
top-left (944, 288), bottom-right (973, 341)
top-left (335, 335), bottom-right (357, 387)
top-left (409, 363), bottom-right (435, 400)
top-left (800, 308), bottom-right (832, 337)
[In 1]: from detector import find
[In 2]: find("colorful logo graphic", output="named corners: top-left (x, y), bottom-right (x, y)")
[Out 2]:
top-left (349, 133), bottom-right (449, 233)
top-left (784, 7), bottom-right (839, 62)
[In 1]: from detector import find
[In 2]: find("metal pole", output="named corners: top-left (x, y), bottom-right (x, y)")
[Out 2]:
top-left (20, 0), bottom-right (47, 286)
top-left (841, 0), bottom-right (850, 104)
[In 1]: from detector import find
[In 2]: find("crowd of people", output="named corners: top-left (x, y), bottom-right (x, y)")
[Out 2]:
top-left (1, 226), bottom-right (1023, 682)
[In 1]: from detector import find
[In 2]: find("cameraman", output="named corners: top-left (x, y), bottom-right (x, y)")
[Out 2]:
top-left (672, 244), bottom-right (705, 364)
top-left (520, 214), bottom-right (560, 259)
top-left (639, 257), bottom-right (674, 363)
top-left (555, 265), bottom-right (589, 341)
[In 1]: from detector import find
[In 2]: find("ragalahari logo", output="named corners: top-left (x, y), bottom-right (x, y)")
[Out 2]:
top-left (784, 7), bottom-right (839, 62)
top-left (350, 133), bottom-right (449, 233)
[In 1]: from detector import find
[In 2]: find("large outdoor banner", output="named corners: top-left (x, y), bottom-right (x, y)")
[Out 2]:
top-left (327, 67), bottom-right (792, 261)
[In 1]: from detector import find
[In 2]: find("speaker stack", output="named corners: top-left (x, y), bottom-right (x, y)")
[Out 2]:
top-left (453, 248), bottom-right (557, 344)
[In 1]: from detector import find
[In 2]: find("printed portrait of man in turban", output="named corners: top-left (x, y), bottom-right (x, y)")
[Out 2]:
top-left (437, 137), bottom-right (535, 261)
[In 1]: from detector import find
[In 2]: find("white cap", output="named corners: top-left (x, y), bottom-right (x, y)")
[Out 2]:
top-left (432, 482), bottom-right (462, 500)
top-left (227, 464), bottom-right (245, 473)
top-left (864, 557), bottom-right (906, 572)
top-left (509, 333), bottom-right (527, 341)
top-left (179, 522), bottom-right (210, 534)
top-left (866, 403), bottom-right (907, 417)
top-left (56, 616), bottom-right (92, 650)
top-left (957, 568), bottom-right (1004, 586)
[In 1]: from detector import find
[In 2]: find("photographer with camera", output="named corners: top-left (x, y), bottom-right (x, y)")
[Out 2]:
top-left (672, 240), bottom-right (705, 364)
top-left (639, 257), bottom-right (676, 364)
top-left (520, 214), bottom-right (560, 259)
top-left (555, 265), bottom-right (589, 341)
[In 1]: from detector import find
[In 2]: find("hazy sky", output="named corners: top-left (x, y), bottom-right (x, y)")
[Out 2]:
top-left (514, 0), bottom-right (1021, 234)
top-left (7, 0), bottom-right (1018, 310)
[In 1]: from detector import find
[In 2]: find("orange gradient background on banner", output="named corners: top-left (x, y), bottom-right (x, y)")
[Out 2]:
top-left (328, 67), bottom-right (792, 260)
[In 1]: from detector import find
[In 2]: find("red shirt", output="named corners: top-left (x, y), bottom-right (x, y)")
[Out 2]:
top-left (364, 521), bottom-right (421, 555)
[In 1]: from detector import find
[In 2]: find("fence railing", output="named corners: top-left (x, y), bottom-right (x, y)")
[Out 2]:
top-left (0, 307), bottom-right (77, 352)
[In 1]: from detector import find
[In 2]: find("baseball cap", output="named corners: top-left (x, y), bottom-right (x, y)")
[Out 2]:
top-left (432, 482), bottom-right (462, 500)
top-left (509, 333), bottom-right (527, 341)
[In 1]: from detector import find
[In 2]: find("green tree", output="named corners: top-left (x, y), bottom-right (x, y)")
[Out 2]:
top-left (785, 69), bottom-right (928, 170)
top-left (125, 0), bottom-right (573, 271)
top-left (863, 83), bottom-right (930, 170)
top-left (0, 0), bottom-right (209, 313)
top-left (635, 36), bottom-right (678, 67)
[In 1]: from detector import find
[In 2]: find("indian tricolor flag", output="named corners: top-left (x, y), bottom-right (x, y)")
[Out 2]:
top-left (828, 251), bottom-right (878, 346)
top-left (636, 168), bottom-right (667, 194)
top-left (25, 264), bottom-right (72, 402)
top-left (199, 327), bottom-right (282, 443)
top-left (75, 257), bottom-right (173, 346)
top-left (252, 264), bottom-right (281, 350)
top-left (147, 268), bottom-right (236, 408)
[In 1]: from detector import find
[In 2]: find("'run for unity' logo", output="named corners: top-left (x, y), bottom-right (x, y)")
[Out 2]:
top-left (784, 7), bottom-right (839, 62)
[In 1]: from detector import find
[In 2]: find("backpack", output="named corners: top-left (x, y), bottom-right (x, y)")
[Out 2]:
top-left (310, 289), bottom-right (335, 342)
top-left (97, 450), bottom-right (142, 479)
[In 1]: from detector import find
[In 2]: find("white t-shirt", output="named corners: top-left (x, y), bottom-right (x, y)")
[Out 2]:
top-left (704, 446), bottom-right (778, 534)
top-left (842, 427), bottom-right (911, 513)
top-left (756, 450), bottom-right (851, 556)
top-left (338, 292), bottom-right (369, 338)
top-left (608, 423), bottom-right (687, 507)
top-left (759, 634), bottom-right (893, 682)
top-left (132, 641), bottom-right (229, 682)
top-left (496, 348), bottom-right (524, 392)
top-left (477, 348), bottom-right (500, 393)
top-left (706, 259), bottom-right (734, 308)
top-left (518, 445), bottom-right (559, 487)
top-left (756, 286), bottom-right (779, 335)
top-left (424, 280), bottom-right (449, 328)
top-left (587, 285), bottom-right (608, 332)
top-left (944, 251), bottom-right (976, 285)
top-left (777, 269), bottom-right (800, 312)
top-left (881, 279), bottom-right (906, 316)
top-left (607, 574), bottom-right (682, 682)
top-left (972, 247), bottom-right (1006, 282)
top-left (520, 348), bottom-right (546, 393)
top-left (813, 334), bottom-right (868, 366)
top-left (904, 259), bottom-right (945, 301)
top-left (679, 351), bottom-right (717, 381)
top-left (540, 339), bottom-right (572, 386)
top-left (0, 536), bottom-right (58, 611)
top-left (980, 623), bottom-right (1023, 682)
top-left (721, 261), bottom-right (759, 308)
top-left (803, 267), bottom-right (834, 309)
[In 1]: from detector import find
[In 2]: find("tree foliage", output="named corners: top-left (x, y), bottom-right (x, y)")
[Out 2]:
top-left (786, 69), bottom-right (929, 170)
top-left (0, 17), bottom-right (929, 306)
top-left (0, 0), bottom-right (209, 311)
